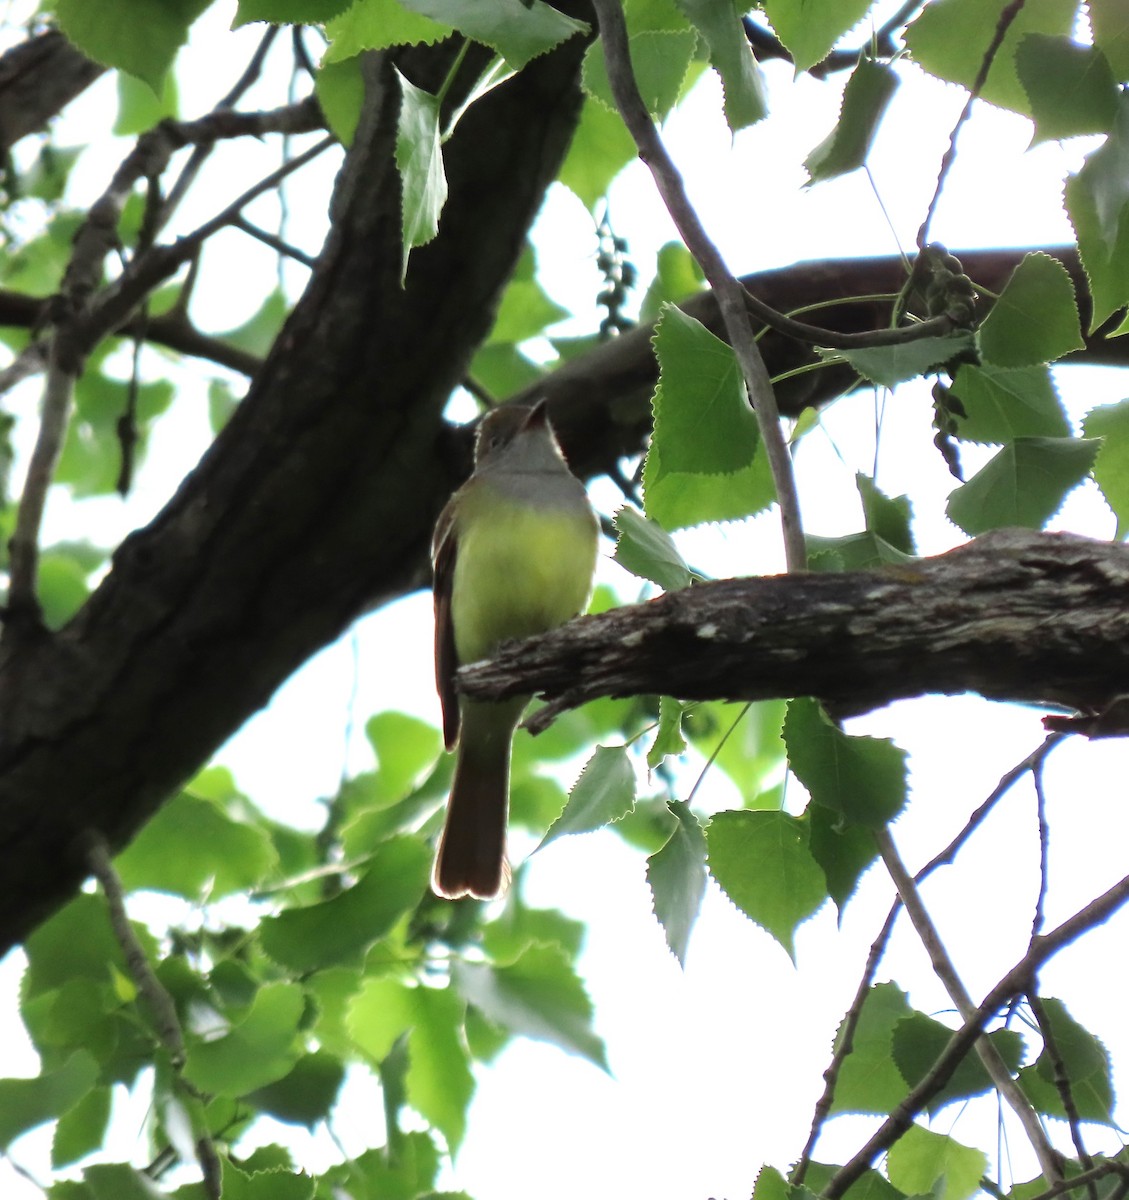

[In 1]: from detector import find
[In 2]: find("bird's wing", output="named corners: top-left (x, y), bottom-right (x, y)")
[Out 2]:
top-left (432, 500), bottom-right (461, 750)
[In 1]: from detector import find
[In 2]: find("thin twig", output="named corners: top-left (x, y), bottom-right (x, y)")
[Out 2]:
top-left (1032, 750), bottom-right (1051, 941)
top-left (916, 0), bottom-right (1028, 248)
top-left (1026, 991), bottom-right (1098, 1200)
top-left (590, 0), bottom-right (807, 571)
top-left (86, 833), bottom-right (222, 1200)
top-left (1020, 1160), bottom-right (1129, 1200)
top-left (874, 827), bottom-right (1063, 1185)
top-left (232, 214), bottom-right (318, 267)
top-left (793, 903), bottom-right (899, 1183)
top-left (86, 833), bottom-right (186, 1064)
top-left (791, 736), bottom-right (1064, 1183)
top-left (824, 865), bottom-right (1129, 1199)
top-left (6, 344), bottom-right (74, 621)
top-left (159, 25), bottom-right (282, 227)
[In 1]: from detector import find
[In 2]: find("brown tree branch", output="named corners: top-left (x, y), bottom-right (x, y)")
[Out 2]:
top-left (460, 529), bottom-right (1129, 730)
top-left (824, 866), bottom-right (1129, 1199)
top-left (0, 29), bottom-right (104, 154)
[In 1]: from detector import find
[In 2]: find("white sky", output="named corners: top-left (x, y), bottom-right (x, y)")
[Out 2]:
top-left (3, 4), bottom-right (1129, 1199)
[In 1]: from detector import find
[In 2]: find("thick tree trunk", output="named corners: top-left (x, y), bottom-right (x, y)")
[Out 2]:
top-left (0, 34), bottom-right (589, 953)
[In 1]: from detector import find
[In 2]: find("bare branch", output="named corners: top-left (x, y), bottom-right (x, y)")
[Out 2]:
top-left (917, 0), bottom-right (1028, 249)
top-left (590, 0), bottom-right (807, 571)
top-left (795, 734), bottom-right (1063, 1183)
top-left (459, 530), bottom-right (1129, 731)
top-left (824, 867), bottom-right (1129, 1199)
top-left (6, 345), bottom-right (75, 621)
top-left (875, 827), bottom-right (1062, 1184)
top-left (0, 29), bottom-right (103, 154)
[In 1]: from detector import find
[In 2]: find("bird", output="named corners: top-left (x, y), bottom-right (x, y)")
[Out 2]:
top-left (431, 400), bottom-right (598, 899)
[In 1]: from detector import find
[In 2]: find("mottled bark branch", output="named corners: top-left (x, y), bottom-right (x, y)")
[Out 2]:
top-left (460, 529), bottom-right (1129, 731)
top-left (0, 29), bottom-right (103, 154)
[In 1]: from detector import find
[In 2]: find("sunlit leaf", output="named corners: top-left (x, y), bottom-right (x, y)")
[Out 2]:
top-left (706, 809), bottom-right (827, 959)
top-left (613, 505), bottom-right (694, 590)
top-left (946, 437), bottom-right (1098, 533)
top-left (647, 800), bottom-right (707, 966)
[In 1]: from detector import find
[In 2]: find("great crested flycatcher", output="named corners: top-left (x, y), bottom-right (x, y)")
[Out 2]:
top-left (431, 400), bottom-right (598, 900)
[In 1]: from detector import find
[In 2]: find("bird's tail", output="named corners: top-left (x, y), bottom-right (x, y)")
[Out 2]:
top-left (432, 700), bottom-right (522, 900)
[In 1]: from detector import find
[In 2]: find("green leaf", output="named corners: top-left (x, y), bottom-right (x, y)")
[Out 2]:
top-left (805, 58), bottom-right (899, 184)
top-left (783, 698), bottom-right (908, 829)
top-left (36, 552), bottom-right (90, 630)
top-left (807, 803), bottom-right (877, 912)
top-left (52, 1085), bottom-right (111, 1167)
top-left (325, 0), bottom-right (452, 60)
top-left (904, 0), bottom-right (1077, 116)
top-left (949, 362), bottom-right (1070, 443)
top-left (259, 837), bottom-right (430, 971)
top-left (235, 0), bottom-right (353, 25)
top-left (488, 246), bottom-right (569, 344)
top-left (219, 289), bottom-right (289, 357)
top-left (647, 800), bottom-right (707, 966)
top-left (113, 70), bottom-right (178, 136)
top-left (830, 983), bottom-right (914, 1115)
top-left (453, 943), bottom-right (607, 1069)
top-left (1090, 0), bottom-right (1129, 79)
top-left (857, 474), bottom-right (914, 554)
top-left (946, 436), bottom-right (1098, 534)
top-left (24, 894), bottom-right (139, 997)
top-left (612, 505), bottom-right (694, 590)
top-left (649, 305), bottom-right (760, 473)
top-left (644, 304), bottom-right (774, 528)
top-left (482, 895), bottom-right (585, 962)
top-left (675, 0), bottom-right (768, 129)
top-left (887, 1125), bottom-right (987, 1200)
top-left (686, 699), bottom-right (786, 803)
top-left (115, 788), bottom-right (278, 899)
top-left (706, 810), bottom-right (827, 958)
top-left (56, 0), bottom-right (212, 93)
top-left (398, 0), bottom-right (589, 69)
top-left (315, 56), bottom-right (365, 146)
top-left (538, 744), bottom-right (636, 850)
top-left (1065, 94), bottom-right (1129, 330)
top-left (557, 97), bottom-right (637, 209)
top-left (1016, 35), bottom-right (1118, 144)
top-left (184, 982), bottom-right (306, 1096)
top-left (761, 0), bottom-right (872, 73)
top-left (366, 711), bottom-right (443, 805)
top-left (220, 1159), bottom-right (317, 1200)
top-left (0, 1051), bottom-right (99, 1148)
top-left (1017, 997), bottom-right (1115, 1122)
top-left (806, 530), bottom-right (914, 572)
top-left (977, 252), bottom-right (1084, 367)
top-left (1083, 397), bottom-right (1129, 536)
top-left (245, 1050), bottom-right (346, 1127)
top-left (640, 241), bottom-right (706, 320)
top-left (893, 1012), bottom-right (1024, 1113)
top-left (395, 69), bottom-right (447, 282)
top-left (648, 695), bottom-right (689, 768)
top-left (349, 978), bottom-right (473, 1149)
top-left (583, 30), bottom-right (697, 120)
top-left (821, 333), bottom-right (976, 389)
top-left (799, 1163), bottom-right (904, 1200)
top-left (84, 1162), bottom-right (175, 1200)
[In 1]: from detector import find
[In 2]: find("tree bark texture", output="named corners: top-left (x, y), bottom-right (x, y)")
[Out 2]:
top-left (0, 31), bottom-right (590, 953)
top-left (462, 530), bottom-right (1129, 732)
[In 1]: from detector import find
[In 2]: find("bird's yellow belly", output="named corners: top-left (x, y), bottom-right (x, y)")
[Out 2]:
top-left (451, 499), bottom-right (596, 665)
